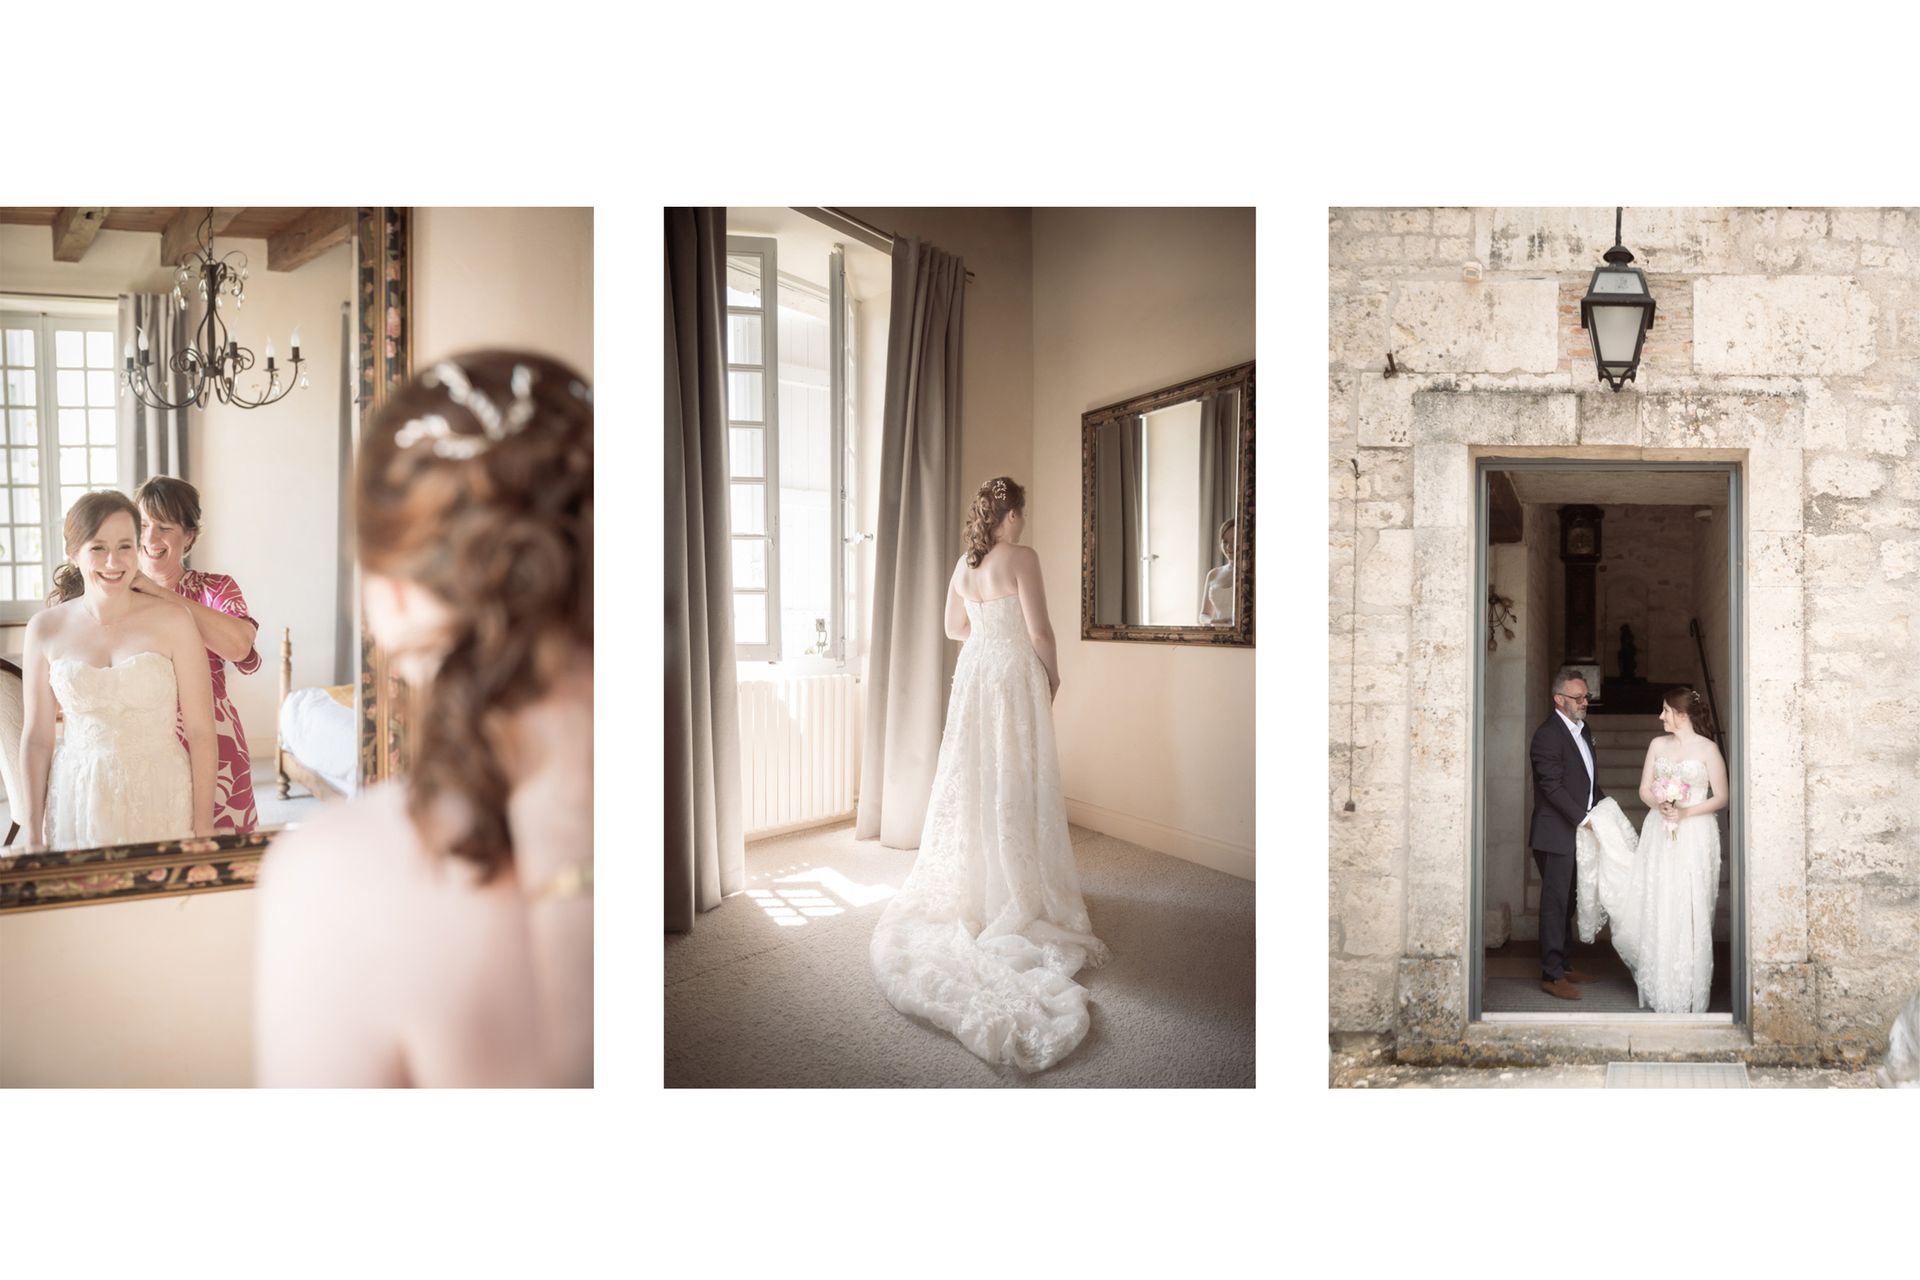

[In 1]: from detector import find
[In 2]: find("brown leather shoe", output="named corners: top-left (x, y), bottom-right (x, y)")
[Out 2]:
top-left (1540, 978), bottom-right (1582, 1000)
top-left (1563, 968), bottom-right (1601, 984)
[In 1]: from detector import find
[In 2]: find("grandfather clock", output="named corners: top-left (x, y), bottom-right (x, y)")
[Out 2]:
top-left (1559, 504), bottom-right (1604, 698)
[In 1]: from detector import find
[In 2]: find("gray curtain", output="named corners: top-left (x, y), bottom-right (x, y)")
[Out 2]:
top-left (1094, 416), bottom-right (1143, 625)
top-left (1196, 391), bottom-right (1236, 612)
top-left (117, 294), bottom-right (190, 485)
top-left (856, 237), bottom-right (966, 849)
top-left (665, 208), bottom-right (745, 933)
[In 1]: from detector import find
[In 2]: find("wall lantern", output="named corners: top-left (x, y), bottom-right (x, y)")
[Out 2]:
top-left (1578, 207), bottom-right (1656, 391)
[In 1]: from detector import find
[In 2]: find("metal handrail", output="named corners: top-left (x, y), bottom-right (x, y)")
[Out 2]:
top-left (1689, 618), bottom-right (1726, 748)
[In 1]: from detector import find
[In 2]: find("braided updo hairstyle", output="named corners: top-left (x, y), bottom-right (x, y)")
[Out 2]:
top-left (1664, 685), bottom-right (1714, 738)
top-left (359, 350), bottom-right (593, 881)
top-left (962, 475), bottom-right (1025, 568)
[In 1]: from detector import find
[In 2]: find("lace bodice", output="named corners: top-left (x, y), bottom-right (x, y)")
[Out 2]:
top-left (1653, 755), bottom-right (1712, 800)
top-left (44, 650), bottom-right (192, 848)
top-left (963, 593), bottom-right (1029, 643)
top-left (50, 652), bottom-right (184, 756)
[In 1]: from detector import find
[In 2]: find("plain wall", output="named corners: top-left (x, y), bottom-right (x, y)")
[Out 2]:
top-left (413, 208), bottom-right (594, 376)
top-left (0, 891), bottom-right (255, 1086)
top-left (1032, 208), bottom-right (1256, 878)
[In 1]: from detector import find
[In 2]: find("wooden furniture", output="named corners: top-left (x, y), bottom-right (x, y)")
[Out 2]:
top-left (0, 659), bottom-right (23, 846)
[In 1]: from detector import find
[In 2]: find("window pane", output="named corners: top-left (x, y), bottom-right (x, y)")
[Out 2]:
top-left (732, 538), bottom-right (766, 589)
top-left (62, 486), bottom-right (88, 515)
top-left (4, 369), bottom-right (34, 406)
top-left (91, 447), bottom-right (116, 482)
top-left (14, 487), bottom-right (38, 525)
top-left (3, 329), bottom-right (32, 366)
top-left (86, 331), bottom-right (114, 367)
top-left (726, 255), bottom-right (762, 306)
top-left (730, 481), bottom-right (765, 536)
top-left (728, 313), bottom-right (763, 365)
top-left (89, 408), bottom-right (115, 445)
top-left (55, 330), bottom-right (84, 368)
top-left (8, 409), bottom-right (34, 445)
top-left (729, 427), bottom-right (764, 478)
top-left (60, 409), bottom-right (87, 445)
top-left (15, 565), bottom-right (42, 602)
top-left (87, 370), bottom-right (116, 406)
top-left (57, 370), bottom-right (85, 406)
top-left (61, 448), bottom-right (88, 485)
top-left (726, 369), bottom-right (764, 423)
top-left (0, 490), bottom-right (9, 523)
top-left (0, 532), bottom-right (8, 561)
top-left (733, 593), bottom-right (767, 646)
top-left (10, 449), bottom-right (38, 485)
top-left (15, 526), bottom-right (38, 562)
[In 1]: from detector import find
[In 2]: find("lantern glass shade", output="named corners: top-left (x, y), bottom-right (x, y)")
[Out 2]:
top-left (1579, 263), bottom-right (1656, 389)
top-left (1590, 303), bottom-right (1645, 366)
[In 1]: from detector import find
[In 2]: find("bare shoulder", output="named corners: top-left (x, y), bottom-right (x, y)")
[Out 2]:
top-left (24, 602), bottom-right (68, 641)
top-left (260, 783), bottom-right (417, 897)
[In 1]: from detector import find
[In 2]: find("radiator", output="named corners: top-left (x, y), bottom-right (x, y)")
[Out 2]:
top-left (737, 673), bottom-right (860, 838)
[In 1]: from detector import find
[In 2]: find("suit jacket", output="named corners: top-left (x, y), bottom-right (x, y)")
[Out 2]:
top-left (1529, 712), bottom-right (1605, 857)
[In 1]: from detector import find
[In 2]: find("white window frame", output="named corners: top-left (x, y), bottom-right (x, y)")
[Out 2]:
top-left (726, 236), bottom-right (858, 669)
top-left (0, 308), bottom-right (124, 625)
top-left (726, 235), bottom-right (782, 661)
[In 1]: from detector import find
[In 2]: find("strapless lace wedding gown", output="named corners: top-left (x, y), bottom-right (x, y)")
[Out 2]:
top-left (1575, 756), bottom-right (1721, 1013)
top-left (45, 651), bottom-right (193, 848)
top-left (870, 593), bottom-right (1110, 1071)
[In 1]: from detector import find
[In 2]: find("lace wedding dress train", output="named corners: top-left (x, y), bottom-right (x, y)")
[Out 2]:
top-left (1575, 757), bottom-right (1721, 1013)
top-left (870, 594), bottom-right (1110, 1071)
top-left (44, 651), bottom-right (193, 848)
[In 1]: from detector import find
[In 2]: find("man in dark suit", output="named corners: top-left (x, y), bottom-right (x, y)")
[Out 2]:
top-left (1528, 669), bottom-right (1604, 1000)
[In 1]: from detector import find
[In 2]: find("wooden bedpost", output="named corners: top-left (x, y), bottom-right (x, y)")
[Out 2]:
top-left (278, 626), bottom-right (292, 799)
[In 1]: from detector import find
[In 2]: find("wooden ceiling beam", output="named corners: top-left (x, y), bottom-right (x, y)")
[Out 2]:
top-left (266, 207), bottom-right (352, 273)
top-left (160, 207), bottom-right (246, 266)
top-left (50, 207), bottom-right (110, 262)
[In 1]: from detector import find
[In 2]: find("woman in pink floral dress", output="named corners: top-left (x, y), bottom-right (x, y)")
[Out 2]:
top-left (130, 476), bottom-right (262, 832)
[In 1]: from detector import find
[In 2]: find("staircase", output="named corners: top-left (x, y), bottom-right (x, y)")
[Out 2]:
top-left (1585, 713), bottom-right (1654, 829)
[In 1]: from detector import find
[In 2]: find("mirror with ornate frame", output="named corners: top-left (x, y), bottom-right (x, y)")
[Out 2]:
top-left (1081, 360), bottom-right (1253, 645)
top-left (0, 207), bottom-right (411, 912)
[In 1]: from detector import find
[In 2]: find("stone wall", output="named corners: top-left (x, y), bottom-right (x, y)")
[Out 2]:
top-left (1329, 207), bottom-right (1920, 1062)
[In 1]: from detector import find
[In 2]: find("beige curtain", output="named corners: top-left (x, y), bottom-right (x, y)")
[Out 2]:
top-left (117, 293), bottom-right (190, 486)
top-left (856, 237), bottom-right (966, 849)
top-left (665, 208), bottom-right (744, 932)
top-left (1196, 391), bottom-right (1236, 604)
top-left (1094, 415), bottom-right (1143, 625)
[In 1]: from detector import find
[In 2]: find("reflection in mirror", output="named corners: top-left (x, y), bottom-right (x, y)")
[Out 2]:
top-left (0, 208), bottom-right (358, 853)
top-left (1091, 389), bottom-right (1239, 628)
top-left (1085, 362), bottom-right (1251, 644)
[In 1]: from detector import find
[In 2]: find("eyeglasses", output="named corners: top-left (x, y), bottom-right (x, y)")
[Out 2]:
top-left (1556, 692), bottom-right (1591, 704)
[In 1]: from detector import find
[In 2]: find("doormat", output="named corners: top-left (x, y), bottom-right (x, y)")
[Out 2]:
top-left (1605, 1062), bottom-right (1749, 1088)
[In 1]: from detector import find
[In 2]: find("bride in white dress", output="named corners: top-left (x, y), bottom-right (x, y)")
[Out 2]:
top-left (17, 492), bottom-right (216, 849)
top-left (1575, 686), bottom-right (1726, 1013)
top-left (870, 475), bottom-right (1110, 1071)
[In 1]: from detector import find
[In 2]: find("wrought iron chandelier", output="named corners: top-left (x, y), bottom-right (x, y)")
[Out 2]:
top-left (122, 210), bottom-right (307, 411)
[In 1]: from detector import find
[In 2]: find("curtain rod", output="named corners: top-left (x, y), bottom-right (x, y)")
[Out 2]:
top-left (0, 289), bottom-right (120, 302)
top-left (799, 208), bottom-right (977, 282)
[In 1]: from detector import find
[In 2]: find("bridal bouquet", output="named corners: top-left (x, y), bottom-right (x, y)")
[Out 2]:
top-left (1652, 779), bottom-right (1693, 843)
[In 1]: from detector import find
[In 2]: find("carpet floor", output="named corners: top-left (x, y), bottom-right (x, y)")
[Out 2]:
top-left (665, 819), bottom-right (1256, 1088)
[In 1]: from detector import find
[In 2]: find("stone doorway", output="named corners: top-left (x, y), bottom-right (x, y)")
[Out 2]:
top-left (1472, 459), bottom-right (1744, 1023)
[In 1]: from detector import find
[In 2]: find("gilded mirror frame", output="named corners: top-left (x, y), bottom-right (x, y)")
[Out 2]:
top-left (0, 206), bottom-right (411, 913)
top-left (1080, 360), bottom-right (1254, 646)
